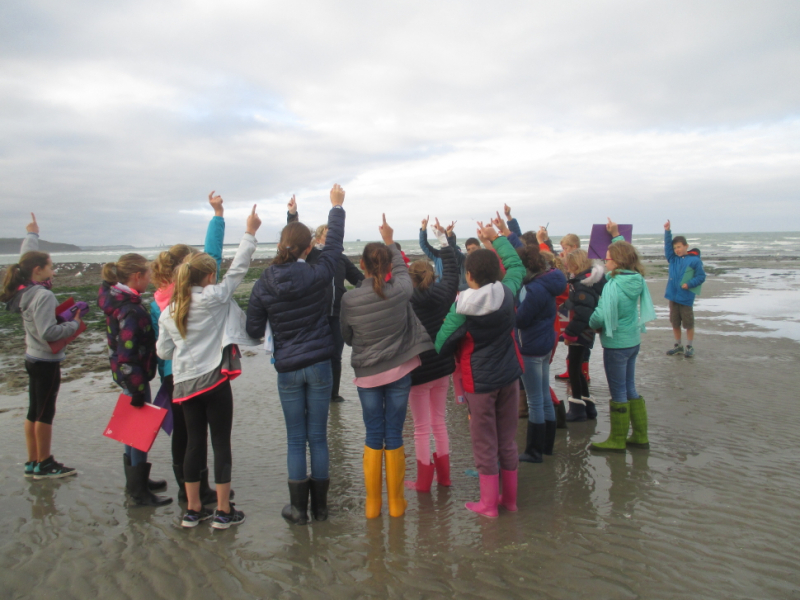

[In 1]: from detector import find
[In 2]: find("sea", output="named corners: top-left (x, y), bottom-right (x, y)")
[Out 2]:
top-left (2, 231), bottom-right (799, 266)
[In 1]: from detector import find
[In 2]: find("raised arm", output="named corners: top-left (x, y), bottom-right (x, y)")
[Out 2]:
top-left (287, 195), bottom-right (298, 224)
top-left (20, 213), bottom-right (40, 254)
top-left (418, 215), bottom-right (440, 260)
top-left (664, 219), bottom-right (676, 260)
top-left (380, 214), bottom-right (413, 299)
top-left (310, 185), bottom-right (346, 285)
top-left (202, 205), bottom-right (260, 306)
top-left (205, 191), bottom-right (226, 281)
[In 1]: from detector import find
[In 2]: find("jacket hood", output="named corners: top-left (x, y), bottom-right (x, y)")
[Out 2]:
top-left (525, 268), bottom-right (566, 298)
top-left (457, 281), bottom-right (505, 316)
top-left (154, 284), bottom-right (174, 310)
top-left (263, 262), bottom-right (324, 302)
top-left (608, 271), bottom-right (645, 299)
top-left (688, 248), bottom-right (701, 257)
top-left (98, 281), bottom-right (142, 316)
top-left (5, 284), bottom-right (30, 314)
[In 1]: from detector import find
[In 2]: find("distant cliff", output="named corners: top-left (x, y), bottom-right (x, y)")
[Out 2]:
top-left (0, 238), bottom-right (83, 254)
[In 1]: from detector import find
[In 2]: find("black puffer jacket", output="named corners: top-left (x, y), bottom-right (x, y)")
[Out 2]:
top-left (246, 207), bottom-right (345, 373)
top-left (288, 210), bottom-right (364, 317)
top-left (563, 264), bottom-right (606, 348)
top-left (409, 245), bottom-right (459, 386)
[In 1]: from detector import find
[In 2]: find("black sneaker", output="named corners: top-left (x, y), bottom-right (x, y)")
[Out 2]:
top-left (181, 507), bottom-right (214, 528)
top-left (331, 395), bottom-right (345, 403)
top-left (33, 456), bottom-right (77, 480)
top-left (212, 504), bottom-right (245, 529)
top-left (24, 461), bottom-right (37, 478)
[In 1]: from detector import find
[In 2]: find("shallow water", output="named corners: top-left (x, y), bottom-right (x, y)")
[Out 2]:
top-left (1, 274), bottom-right (799, 599)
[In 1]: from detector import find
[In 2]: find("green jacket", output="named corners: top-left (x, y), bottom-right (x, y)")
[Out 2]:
top-left (435, 236), bottom-right (524, 353)
top-left (589, 270), bottom-right (656, 349)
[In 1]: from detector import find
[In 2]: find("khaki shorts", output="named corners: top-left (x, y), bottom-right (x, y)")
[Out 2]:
top-left (669, 301), bottom-right (695, 330)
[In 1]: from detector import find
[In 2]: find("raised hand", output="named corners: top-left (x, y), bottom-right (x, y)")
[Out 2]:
top-left (379, 213), bottom-right (394, 245)
top-left (246, 204), bottom-right (262, 235)
top-left (606, 217), bottom-right (619, 238)
top-left (433, 217), bottom-right (444, 234)
top-left (664, 219), bottom-right (671, 231)
top-left (209, 191), bottom-right (224, 217)
top-left (26, 213), bottom-right (39, 235)
top-left (330, 184), bottom-right (345, 207)
top-left (504, 203), bottom-right (512, 219)
top-left (493, 211), bottom-right (511, 236)
top-left (477, 221), bottom-right (498, 242)
top-left (287, 195), bottom-right (297, 215)
top-left (446, 220), bottom-right (456, 236)
top-left (536, 226), bottom-right (549, 244)
top-left (421, 215), bottom-right (429, 231)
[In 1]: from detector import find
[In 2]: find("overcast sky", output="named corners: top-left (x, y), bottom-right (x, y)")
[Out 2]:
top-left (1, 1), bottom-right (799, 246)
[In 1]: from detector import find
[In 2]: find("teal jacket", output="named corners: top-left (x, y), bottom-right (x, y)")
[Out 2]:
top-left (589, 270), bottom-right (656, 349)
top-left (150, 215), bottom-right (225, 377)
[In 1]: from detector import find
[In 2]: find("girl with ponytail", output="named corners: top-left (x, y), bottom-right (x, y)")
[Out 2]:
top-left (98, 252), bottom-right (171, 506)
top-left (158, 201), bottom-right (261, 530)
top-left (149, 192), bottom-right (227, 507)
top-left (339, 214), bottom-right (434, 519)
top-left (3, 214), bottom-right (79, 480)
top-left (245, 185), bottom-right (347, 525)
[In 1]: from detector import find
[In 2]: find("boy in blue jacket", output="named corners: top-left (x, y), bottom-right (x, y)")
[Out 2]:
top-left (664, 220), bottom-right (706, 358)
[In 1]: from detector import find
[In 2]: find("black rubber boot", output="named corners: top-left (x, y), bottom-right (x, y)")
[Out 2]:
top-left (543, 420), bottom-right (557, 455)
top-left (125, 462), bottom-right (173, 507)
top-left (282, 478), bottom-right (310, 525)
top-left (519, 422), bottom-right (545, 463)
top-left (124, 453), bottom-right (166, 492)
top-left (173, 463), bottom-right (187, 503)
top-left (556, 400), bottom-right (568, 429)
top-left (309, 478), bottom-right (330, 521)
top-left (331, 360), bottom-right (344, 402)
top-left (565, 398), bottom-right (588, 422)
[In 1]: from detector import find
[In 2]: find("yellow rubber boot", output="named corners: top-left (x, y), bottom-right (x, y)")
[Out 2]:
top-left (384, 446), bottom-right (408, 517)
top-left (363, 446), bottom-right (383, 519)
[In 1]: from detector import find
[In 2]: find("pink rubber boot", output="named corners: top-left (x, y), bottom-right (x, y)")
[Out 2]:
top-left (405, 459), bottom-right (435, 492)
top-left (465, 474), bottom-right (499, 518)
top-left (433, 452), bottom-right (452, 487)
top-left (498, 469), bottom-right (518, 511)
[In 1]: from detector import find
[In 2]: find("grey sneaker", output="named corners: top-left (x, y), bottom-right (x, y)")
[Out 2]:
top-left (182, 507), bottom-right (214, 528)
top-left (684, 345), bottom-right (695, 358)
top-left (666, 344), bottom-right (684, 356)
top-left (212, 504), bottom-right (245, 529)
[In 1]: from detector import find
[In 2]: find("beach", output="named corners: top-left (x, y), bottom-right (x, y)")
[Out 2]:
top-left (1, 259), bottom-right (800, 599)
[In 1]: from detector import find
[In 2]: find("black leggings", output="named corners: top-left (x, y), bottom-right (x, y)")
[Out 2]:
top-left (181, 381), bottom-right (233, 484)
top-left (567, 344), bottom-right (589, 399)
top-left (26, 360), bottom-right (60, 424)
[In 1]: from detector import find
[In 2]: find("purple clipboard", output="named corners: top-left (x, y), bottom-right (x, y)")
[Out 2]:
top-left (152, 383), bottom-right (174, 435)
top-left (588, 224), bottom-right (633, 259)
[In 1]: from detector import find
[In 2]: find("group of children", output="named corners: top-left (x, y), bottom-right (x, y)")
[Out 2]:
top-left (2, 191), bottom-right (706, 527)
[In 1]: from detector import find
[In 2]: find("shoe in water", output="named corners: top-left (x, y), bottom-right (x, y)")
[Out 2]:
top-left (684, 346), bottom-right (695, 358)
top-left (182, 507), bottom-right (214, 528)
top-left (331, 395), bottom-right (345, 403)
top-left (212, 504), bottom-right (246, 529)
top-left (33, 456), bottom-right (77, 480)
top-left (666, 344), bottom-right (684, 356)
top-left (24, 461), bottom-right (37, 478)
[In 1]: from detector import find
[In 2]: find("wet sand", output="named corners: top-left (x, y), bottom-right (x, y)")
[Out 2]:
top-left (1, 266), bottom-right (799, 599)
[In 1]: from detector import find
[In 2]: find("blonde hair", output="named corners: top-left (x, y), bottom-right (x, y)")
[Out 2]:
top-left (169, 252), bottom-right (216, 338)
top-left (608, 241), bottom-right (645, 277)
top-left (564, 249), bottom-right (593, 275)
top-left (314, 225), bottom-right (328, 243)
top-left (408, 259), bottom-right (435, 291)
top-left (151, 244), bottom-right (198, 288)
top-left (102, 254), bottom-right (149, 286)
top-left (560, 234), bottom-right (580, 249)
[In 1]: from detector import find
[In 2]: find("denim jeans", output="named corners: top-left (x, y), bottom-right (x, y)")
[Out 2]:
top-left (357, 374), bottom-right (412, 451)
top-left (277, 360), bottom-right (332, 481)
top-left (123, 383), bottom-right (151, 466)
top-left (521, 353), bottom-right (554, 424)
top-left (603, 345), bottom-right (640, 403)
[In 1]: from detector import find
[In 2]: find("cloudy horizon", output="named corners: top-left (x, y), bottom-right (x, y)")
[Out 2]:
top-left (2, 1), bottom-right (799, 246)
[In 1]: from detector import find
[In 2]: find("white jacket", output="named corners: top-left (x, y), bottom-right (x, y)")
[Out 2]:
top-left (157, 233), bottom-right (260, 384)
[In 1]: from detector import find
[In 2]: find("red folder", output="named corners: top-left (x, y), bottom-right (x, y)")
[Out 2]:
top-left (103, 393), bottom-right (168, 452)
top-left (49, 297), bottom-right (87, 353)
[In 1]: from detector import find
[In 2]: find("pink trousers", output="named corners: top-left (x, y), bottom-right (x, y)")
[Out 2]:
top-left (408, 375), bottom-right (450, 463)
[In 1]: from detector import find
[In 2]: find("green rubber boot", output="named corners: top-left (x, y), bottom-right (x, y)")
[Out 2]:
top-left (590, 401), bottom-right (629, 453)
top-left (626, 397), bottom-right (650, 449)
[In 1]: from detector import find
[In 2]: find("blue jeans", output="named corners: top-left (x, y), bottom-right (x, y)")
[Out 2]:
top-left (521, 354), bottom-right (554, 424)
top-left (123, 383), bottom-right (151, 466)
top-left (357, 374), bottom-right (411, 451)
top-left (603, 345), bottom-right (640, 403)
top-left (277, 360), bottom-right (332, 481)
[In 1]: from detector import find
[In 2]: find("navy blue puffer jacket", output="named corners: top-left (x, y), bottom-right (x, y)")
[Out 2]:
top-left (516, 268), bottom-right (567, 357)
top-left (246, 207), bottom-right (345, 373)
